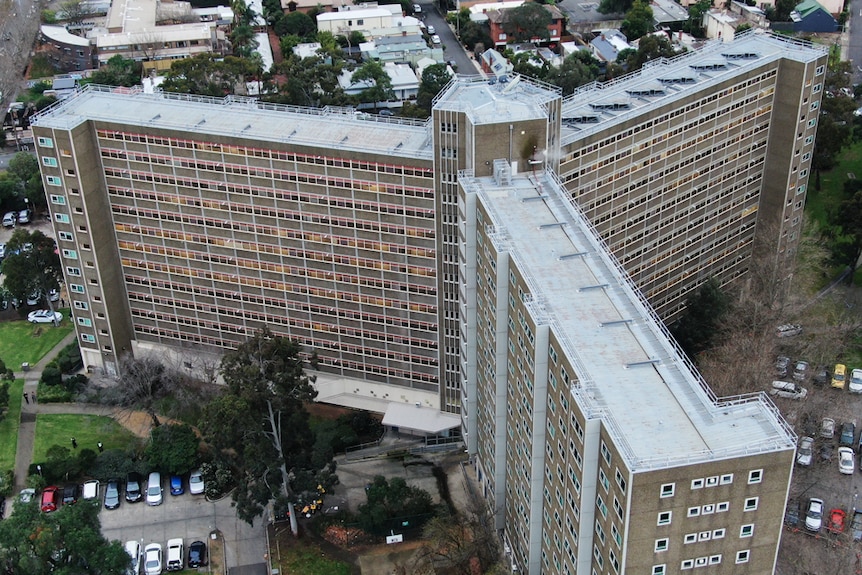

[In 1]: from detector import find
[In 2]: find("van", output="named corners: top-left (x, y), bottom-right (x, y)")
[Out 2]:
top-left (146, 472), bottom-right (162, 506)
top-left (832, 364), bottom-right (847, 389)
top-left (124, 540), bottom-right (141, 575)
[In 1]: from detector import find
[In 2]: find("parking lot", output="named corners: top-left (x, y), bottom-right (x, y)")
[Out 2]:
top-left (98, 488), bottom-right (266, 572)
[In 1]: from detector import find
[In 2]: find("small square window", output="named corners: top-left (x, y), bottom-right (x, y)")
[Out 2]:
top-left (699, 531), bottom-right (711, 541)
top-left (73, 301), bottom-right (88, 310)
top-left (55, 213), bottom-right (70, 224)
top-left (66, 266), bottom-right (81, 276)
top-left (694, 557), bottom-right (707, 567)
top-left (657, 511), bottom-right (672, 526)
top-left (720, 474), bottom-right (733, 485)
top-left (62, 249), bottom-right (77, 259)
top-left (736, 550), bottom-right (750, 564)
top-left (58, 231), bottom-right (73, 241)
top-left (652, 566), bottom-right (666, 575)
top-left (81, 333), bottom-right (95, 343)
top-left (46, 176), bottom-right (62, 186)
top-left (705, 476), bottom-right (718, 487)
top-left (687, 507), bottom-right (700, 518)
top-left (70, 284), bottom-right (84, 294)
top-left (655, 539), bottom-right (668, 552)
top-left (42, 156), bottom-right (58, 167)
top-left (712, 528), bottom-right (726, 539)
top-left (660, 483), bottom-right (675, 498)
top-left (744, 497), bottom-right (758, 511)
top-left (740, 524), bottom-right (754, 538)
top-left (709, 555), bottom-right (721, 565)
top-left (701, 504), bottom-right (714, 515)
top-left (50, 195), bottom-right (67, 205)
top-left (691, 479), bottom-right (704, 490)
top-left (717, 502), bottom-right (729, 512)
top-left (77, 317), bottom-right (92, 327)
top-left (748, 470), bottom-right (763, 484)
top-left (684, 533), bottom-right (697, 544)
top-left (65, 169), bottom-right (76, 176)
top-left (37, 137), bottom-right (54, 148)
top-left (681, 559), bottom-right (694, 570)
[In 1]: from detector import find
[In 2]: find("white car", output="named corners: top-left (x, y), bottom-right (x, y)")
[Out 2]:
top-left (770, 380), bottom-right (807, 400)
top-left (2, 212), bottom-right (15, 227)
top-left (427, 24), bottom-right (435, 34)
top-left (27, 310), bottom-right (63, 324)
top-left (413, 3), bottom-right (421, 12)
top-left (124, 541), bottom-right (141, 575)
top-left (143, 543), bottom-right (162, 575)
top-left (839, 446), bottom-right (855, 474)
top-left (431, 34), bottom-right (441, 45)
top-left (18, 488), bottom-right (35, 503)
top-left (146, 472), bottom-right (163, 506)
top-left (166, 538), bottom-right (184, 572)
top-left (797, 436), bottom-right (814, 467)
top-left (82, 479), bottom-right (99, 500)
top-left (850, 369), bottom-right (862, 394)
top-left (189, 470), bottom-right (205, 495)
top-left (806, 498), bottom-right (824, 531)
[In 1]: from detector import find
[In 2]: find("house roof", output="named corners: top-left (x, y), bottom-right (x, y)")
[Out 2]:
top-left (794, 0), bottom-right (831, 17)
top-left (382, 402), bottom-right (461, 434)
top-left (41, 25), bottom-right (91, 47)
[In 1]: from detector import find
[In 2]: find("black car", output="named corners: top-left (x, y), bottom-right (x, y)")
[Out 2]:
top-left (62, 484), bottom-right (79, 505)
top-left (187, 540), bottom-right (207, 568)
top-left (104, 478), bottom-right (121, 510)
top-left (125, 472), bottom-right (143, 503)
top-left (813, 365), bottom-right (830, 386)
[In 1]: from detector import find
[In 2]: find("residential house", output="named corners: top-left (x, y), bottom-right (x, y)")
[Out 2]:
top-left (589, 29), bottom-right (631, 62)
top-left (486, 3), bottom-right (565, 47)
top-left (40, 25), bottom-right (95, 72)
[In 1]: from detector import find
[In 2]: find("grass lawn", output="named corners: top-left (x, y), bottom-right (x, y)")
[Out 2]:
top-left (277, 544), bottom-right (351, 575)
top-left (0, 309), bottom-right (73, 367)
top-left (33, 414), bottom-right (142, 461)
top-left (0, 379), bottom-right (24, 471)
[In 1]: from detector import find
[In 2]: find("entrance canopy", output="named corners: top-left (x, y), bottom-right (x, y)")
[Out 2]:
top-left (382, 403), bottom-right (461, 435)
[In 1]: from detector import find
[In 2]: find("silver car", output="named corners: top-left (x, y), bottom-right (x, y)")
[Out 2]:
top-left (796, 436), bottom-right (814, 466)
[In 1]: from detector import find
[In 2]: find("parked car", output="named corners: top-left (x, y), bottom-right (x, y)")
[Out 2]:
top-left (851, 369), bottom-right (862, 394)
top-left (124, 541), bottom-right (141, 575)
top-left (841, 422), bottom-right (857, 447)
top-left (104, 478), bottom-right (120, 510)
top-left (806, 498), bottom-right (824, 531)
top-left (378, 109), bottom-right (394, 117)
top-left (189, 470), bottom-right (204, 495)
top-left (797, 436), bottom-right (814, 466)
top-left (2, 212), bottom-right (16, 227)
top-left (793, 361), bottom-right (809, 381)
top-left (166, 538), bottom-right (184, 572)
top-left (771, 380), bottom-right (807, 400)
top-left (814, 365), bottom-right (830, 386)
top-left (62, 484), bottom-right (79, 505)
top-left (48, 289), bottom-right (60, 303)
top-left (187, 540), bottom-right (208, 568)
top-left (25, 291), bottom-right (41, 306)
top-left (146, 472), bottom-right (163, 506)
top-left (412, 3), bottom-right (421, 12)
top-left (426, 24), bottom-right (435, 34)
top-left (17, 209), bottom-right (31, 224)
top-left (27, 310), bottom-right (62, 324)
top-left (839, 447), bottom-right (855, 474)
top-left (82, 479), bottom-right (99, 500)
top-left (18, 488), bottom-right (35, 504)
top-left (852, 510), bottom-right (862, 541)
top-left (828, 508), bottom-right (847, 533)
top-left (431, 34), bottom-right (441, 45)
top-left (785, 500), bottom-right (801, 528)
top-left (170, 475), bottom-right (183, 496)
top-left (776, 356), bottom-right (791, 377)
top-left (833, 364), bottom-right (847, 389)
top-left (777, 323), bottom-right (803, 337)
top-left (40, 486), bottom-right (59, 513)
top-left (143, 543), bottom-right (162, 575)
top-left (0, 243), bottom-right (6, 260)
top-left (125, 472), bottom-right (143, 503)
top-left (820, 417), bottom-right (836, 439)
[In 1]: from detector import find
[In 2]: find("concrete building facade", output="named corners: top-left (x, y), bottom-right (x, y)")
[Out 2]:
top-left (31, 32), bottom-right (825, 574)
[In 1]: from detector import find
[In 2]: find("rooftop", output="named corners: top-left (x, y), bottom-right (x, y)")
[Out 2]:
top-left (470, 169), bottom-right (795, 470)
top-left (561, 31), bottom-right (826, 145)
top-left (433, 75), bottom-right (560, 125)
top-left (31, 85), bottom-right (433, 160)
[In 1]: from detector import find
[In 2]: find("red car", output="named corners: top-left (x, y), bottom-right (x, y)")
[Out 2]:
top-left (40, 486), bottom-right (59, 513)
top-left (827, 508), bottom-right (847, 534)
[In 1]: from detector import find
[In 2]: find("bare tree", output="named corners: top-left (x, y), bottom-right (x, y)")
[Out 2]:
top-left (58, 0), bottom-right (94, 29)
top-left (134, 32), bottom-right (164, 62)
top-left (100, 355), bottom-right (182, 428)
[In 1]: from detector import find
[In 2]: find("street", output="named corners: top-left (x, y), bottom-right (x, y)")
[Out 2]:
top-left (416, 1), bottom-right (480, 75)
top-left (0, 0), bottom-right (43, 109)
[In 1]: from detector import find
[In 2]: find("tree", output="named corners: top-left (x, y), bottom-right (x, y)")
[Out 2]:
top-left (199, 329), bottom-right (337, 533)
top-left (0, 499), bottom-right (130, 574)
top-left (161, 54), bottom-right (255, 96)
top-left (352, 60), bottom-right (395, 104)
top-left (414, 500), bottom-right (504, 575)
top-left (7, 152), bottom-right (39, 183)
top-left (230, 23), bottom-right (260, 58)
top-left (144, 423), bottom-right (200, 475)
top-left (502, 3), bottom-right (551, 43)
top-left (102, 355), bottom-right (182, 428)
top-left (598, 0), bottom-right (633, 15)
top-left (683, 0), bottom-right (711, 36)
top-left (89, 55), bottom-right (143, 87)
top-left (358, 475), bottom-right (434, 535)
top-left (57, 0), bottom-right (93, 28)
top-left (545, 50), bottom-right (601, 95)
top-left (619, 33), bottom-right (678, 71)
top-left (272, 55), bottom-right (348, 107)
top-left (275, 11), bottom-right (316, 39)
top-left (669, 277), bottom-right (729, 358)
top-left (416, 64), bottom-right (452, 115)
top-left (1, 230), bottom-right (62, 321)
top-left (620, 0), bottom-right (654, 42)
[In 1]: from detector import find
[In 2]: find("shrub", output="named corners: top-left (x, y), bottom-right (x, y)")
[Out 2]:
top-left (36, 380), bottom-right (74, 403)
top-left (40, 364), bottom-right (62, 387)
top-left (56, 342), bottom-right (83, 374)
top-left (0, 469), bottom-right (14, 497)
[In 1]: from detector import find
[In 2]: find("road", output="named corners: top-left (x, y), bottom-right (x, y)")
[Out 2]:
top-left (0, 0), bottom-right (43, 110)
top-left (415, 0), bottom-right (480, 75)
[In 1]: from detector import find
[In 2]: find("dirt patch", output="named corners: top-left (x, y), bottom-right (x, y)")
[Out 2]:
top-left (108, 409), bottom-right (184, 438)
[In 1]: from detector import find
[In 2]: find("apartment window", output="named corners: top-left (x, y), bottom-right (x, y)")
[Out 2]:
top-left (709, 555), bottom-right (721, 565)
top-left (813, 83), bottom-right (822, 93)
top-left (684, 533), bottom-right (697, 544)
top-left (42, 157), bottom-right (58, 167)
top-left (652, 566), bottom-right (666, 575)
top-left (77, 317), bottom-right (92, 327)
top-left (70, 188), bottom-right (79, 195)
top-left (46, 176), bottom-right (62, 186)
top-left (654, 539), bottom-right (668, 552)
top-left (800, 168), bottom-right (809, 178)
top-left (717, 502), bottom-right (729, 512)
top-left (66, 267), bottom-right (81, 276)
top-left (50, 195), bottom-right (66, 205)
top-left (660, 483), bottom-right (675, 498)
top-left (805, 135), bottom-right (815, 145)
top-left (549, 346), bottom-right (558, 364)
top-left (599, 469), bottom-right (610, 492)
top-left (687, 507), bottom-right (700, 518)
top-left (810, 101), bottom-right (819, 110)
top-left (694, 557), bottom-right (707, 567)
top-left (744, 497), bottom-right (758, 511)
top-left (65, 168), bottom-right (76, 176)
top-left (807, 118), bottom-right (817, 128)
top-left (615, 469), bottom-right (626, 493)
top-left (596, 495), bottom-right (607, 518)
top-left (69, 284), bottom-right (84, 294)
top-left (681, 559), bottom-right (694, 570)
top-left (816, 64), bottom-right (825, 75)
top-left (81, 334), bottom-right (95, 343)
top-left (796, 185), bottom-right (806, 195)
top-left (62, 249), bottom-right (77, 259)
top-left (60, 148), bottom-right (71, 157)
top-left (740, 524), bottom-right (754, 538)
top-left (37, 137), bottom-right (53, 148)
top-left (58, 231), bottom-right (73, 241)
top-left (713, 528), bottom-right (726, 539)
top-left (803, 152), bottom-right (812, 161)
top-left (719, 474), bottom-right (733, 485)
top-left (691, 479), bottom-right (704, 490)
top-left (600, 442), bottom-right (611, 465)
top-left (701, 504), bottom-right (714, 515)
top-left (613, 497), bottom-right (623, 520)
top-left (55, 213), bottom-right (70, 224)
top-left (73, 301), bottom-right (88, 310)
top-left (657, 511), bottom-right (672, 526)
top-left (748, 469), bottom-right (763, 484)
top-left (698, 531), bottom-right (711, 541)
top-left (735, 550), bottom-right (750, 564)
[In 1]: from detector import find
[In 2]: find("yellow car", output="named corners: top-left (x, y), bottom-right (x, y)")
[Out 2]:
top-left (832, 364), bottom-right (847, 389)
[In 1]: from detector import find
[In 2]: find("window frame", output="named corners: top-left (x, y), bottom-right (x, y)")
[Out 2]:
top-left (660, 483), bottom-right (675, 498)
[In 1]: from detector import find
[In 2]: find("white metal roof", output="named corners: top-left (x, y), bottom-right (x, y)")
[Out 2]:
top-left (41, 25), bottom-right (91, 47)
top-left (382, 402), bottom-right (461, 434)
top-left (471, 170), bottom-right (795, 470)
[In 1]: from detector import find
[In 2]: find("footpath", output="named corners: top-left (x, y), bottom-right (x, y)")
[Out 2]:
top-left (11, 330), bottom-right (114, 493)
